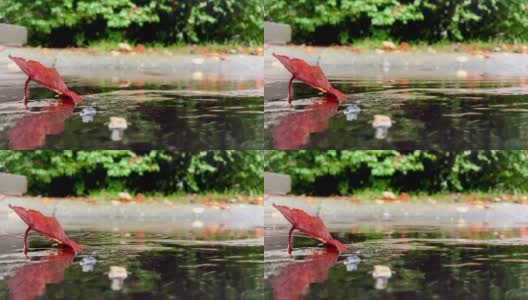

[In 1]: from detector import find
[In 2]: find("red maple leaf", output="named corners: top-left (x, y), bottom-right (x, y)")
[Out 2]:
top-left (8, 100), bottom-right (75, 150)
top-left (273, 204), bottom-right (346, 253)
top-left (271, 100), bottom-right (338, 149)
top-left (7, 249), bottom-right (74, 300)
top-left (271, 251), bottom-right (338, 300)
top-left (273, 53), bottom-right (347, 103)
top-left (9, 205), bottom-right (83, 256)
top-left (8, 55), bottom-right (83, 108)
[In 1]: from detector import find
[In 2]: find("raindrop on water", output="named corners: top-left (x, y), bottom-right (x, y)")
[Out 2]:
top-left (80, 107), bottom-right (97, 123)
top-left (372, 265), bottom-right (392, 290)
top-left (108, 117), bottom-right (128, 141)
top-left (80, 256), bottom-right (97, 272)
top-left (108, 266), bottom-right (128, 291)
top-left (344, 104), bottom-right (361, 121)
top-left (372, 115), bottom-right (392, 139)
top-left (344, 255), bottom-right (361, 272)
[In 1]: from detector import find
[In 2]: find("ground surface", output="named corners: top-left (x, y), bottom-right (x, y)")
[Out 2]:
top-left (266, 195), bottom-right (528, 229)
top-left (1, 46), bottom-right (263, 82)
top-left (266, 44), bottom-right (528, 82)
top-left (1, 196), bottom-right (263, 233)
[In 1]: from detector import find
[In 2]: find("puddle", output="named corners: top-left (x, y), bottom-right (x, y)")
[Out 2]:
top-left (265, 78), bottom-right (528, 149)
top-left (0, 230), bottom-right (263, 299)
top-left (0, 77), bottom-right (263, 149)
top-left (265, 225), bottom-right (528, 299)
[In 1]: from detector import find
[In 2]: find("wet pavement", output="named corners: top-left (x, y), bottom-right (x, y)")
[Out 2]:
top-left (2, 47), bottom-right (262, 81)
top-left (0, 231), bottom-right (264, 300)
top-left (265, 196), bottom-right (528, 229)
top-left (265, 46), bottom-right (528, 150)
top-left (1, 197), bottom-right (264, 233)
top-left (265, 226), bottom-right (528, 300)
top-left (0, 48), bottom-right (263, 149)
top-left (265, 195), bottom-right (528, 299)
top-left (0, 197), bottom-right (264, 299)
top-left (265, 45), bottom-right (528, 80)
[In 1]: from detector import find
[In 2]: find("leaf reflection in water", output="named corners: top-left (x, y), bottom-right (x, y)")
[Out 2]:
top-left (272, 98), bottom-right (339, 150)
top-left (8, 99), bottom-right (75, 150)
top-left (270, 250), bottom-right (338, 300)
top-left (7, 249), bottom-right (75, 300)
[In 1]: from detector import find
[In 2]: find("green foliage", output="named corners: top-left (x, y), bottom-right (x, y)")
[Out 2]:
top-left (0, 0), bottom-right (263, 47)
top-left (0, 151), bottom-right (263, 196)
top-left (265, 0), bottom-right (528, 44)
top-left (264, 151), bottom-right (528, 195)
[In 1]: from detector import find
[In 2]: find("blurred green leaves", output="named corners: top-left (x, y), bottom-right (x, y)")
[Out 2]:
top-left (265, 0), bottom-right (528, 44)
top-left (264, 151), bottom-right (528, 195)
top-left (0, 0), bottom-right (263, 46)
top-left (0, 150), bottom-right (263, 196)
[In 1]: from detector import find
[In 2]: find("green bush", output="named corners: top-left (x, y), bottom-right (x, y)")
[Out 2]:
top-left (264, 151), bottom-right (528, 195)
top-left (264, 0), bottom-right (528, 44)
top-left (0, 0), bottom-right (263, 47)
top-left (0, 150), bottom-right (263, 196)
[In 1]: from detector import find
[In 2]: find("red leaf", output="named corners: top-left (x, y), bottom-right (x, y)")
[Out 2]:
top-left (7, 249), bottom-right (74, 300)
top-left (273, 204), bottom-right (346, 253)
top-left (270, 251), bottom-right (338, 300)
top-left (9, 205), bottom-right (83, 255)
top-left (8, 101), bottom-right (74, 150)
top-left (8, 55), bottom-right (83, 107)
top-left (271, 100), bottom-right (338, 149)
top-left (273, 53), bottom-right (347, 103)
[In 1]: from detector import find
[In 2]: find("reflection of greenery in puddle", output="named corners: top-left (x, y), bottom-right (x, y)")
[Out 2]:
top-left (0, 231), bottom-right (264, 299)
top-left (265, 226), bottom-right (528, 299)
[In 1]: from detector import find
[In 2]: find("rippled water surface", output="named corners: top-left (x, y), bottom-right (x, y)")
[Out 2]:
top-left (265, 225), bottom-right (528, 299)
top-left (0, 230), bottom-right (263, 299)
top-left (0, 77), bottom-right (263, 149)
top-left (265, 78), bottom-right (528, 149)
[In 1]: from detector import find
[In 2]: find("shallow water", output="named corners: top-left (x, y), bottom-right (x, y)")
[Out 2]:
top-left (0, 230), bottom-right (264, 300)
top-left (264, 225), bottom-right (528, 300)
top-left (0, 77), bottom-right (263, 149)
top-left (265, 78), bottom-right (528, 149)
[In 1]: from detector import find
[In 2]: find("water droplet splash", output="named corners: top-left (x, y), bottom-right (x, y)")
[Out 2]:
top-left (80, 107), bottom-right (97, 123)
top-left (344, 255), bottom-right (361, 272)
top-left (344, 104), bottom-right (361, 121)
top-left (108, 266), bottom-right (128, 291)
top-left (80, 256), bottom-right (97, 272)
top-left (372, 265), bottom-right (392, 290)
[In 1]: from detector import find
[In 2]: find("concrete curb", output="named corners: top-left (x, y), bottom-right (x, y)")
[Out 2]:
top-left (264, 172), bottom-right (291, 194)
top-left (1, 47), bottom-right (264, 81)
top-left (265, 45), bottom-right (528, 80)
top-left (266, 196), bottom-right (528, 229)
top-left (0, 24), bottom-right (27, 46)
top-left (0, 173), bottom-right (27, 195)
top-left (1, 197), bottom-right (263, 233)
top-left (264, 22), bottom-right (291, 44)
